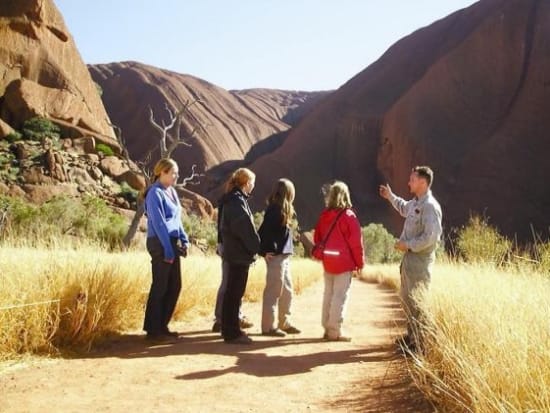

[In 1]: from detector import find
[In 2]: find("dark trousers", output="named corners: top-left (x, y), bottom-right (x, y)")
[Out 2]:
top-left (143, 237), bottom-right (182, 335)
top-left (221, 262), bottom-right (250, 341)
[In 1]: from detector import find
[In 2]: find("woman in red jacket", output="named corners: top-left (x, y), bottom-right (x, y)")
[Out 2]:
top-left (313, 181), bottom-right (364, 341)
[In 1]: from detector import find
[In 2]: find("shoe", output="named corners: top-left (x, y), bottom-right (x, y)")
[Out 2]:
top-left (163, 328), bottom-right (180, 337)
top-left (212, 321), bottom-right (221, 333)
top-left (239, 317), bottom-right (254, 329)
top-left (281, 325), bottom-right (301, 334)
top-left (262, 328), bottom-right (286, 337)
top-left (327, 335), bottom-right (352, 342)
top-left (224, 334), bottom-right (253, 344)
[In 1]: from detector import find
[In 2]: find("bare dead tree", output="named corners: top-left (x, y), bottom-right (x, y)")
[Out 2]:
top-left (120, 99), bottom-right (206, 248)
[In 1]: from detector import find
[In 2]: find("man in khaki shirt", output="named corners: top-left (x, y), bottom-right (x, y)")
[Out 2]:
top-left (379, 166), bottom-right (442, 351)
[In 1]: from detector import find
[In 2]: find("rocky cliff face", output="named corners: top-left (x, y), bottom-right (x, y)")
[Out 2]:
top-left (0, 1), bottom-right (214, 222)
top-left (0, 0), bottom-right (118, 148)
top-left (89, 62), bottom-right (328, 190)
top-left (248, 0), bottom-right (550, 240)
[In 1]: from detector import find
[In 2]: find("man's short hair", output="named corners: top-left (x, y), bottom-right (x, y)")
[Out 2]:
top-left (413, 166), bottom-right (434, 187)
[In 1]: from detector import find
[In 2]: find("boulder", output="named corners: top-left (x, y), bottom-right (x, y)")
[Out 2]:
top-left (71, 136), bottom-right (96, 154)
top-left (177, 187), bottom-right (215, 220)
top-left (117, 170), bottom-right (146, 191)
top-left (99, 156), bottom-right (129, 177)
top-left (22, 183), bottom-right (79, 204)
top-left (0, 0), bottom-right (118, 148)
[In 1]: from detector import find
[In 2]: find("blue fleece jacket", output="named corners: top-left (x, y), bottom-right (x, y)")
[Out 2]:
top-left (145, 182), bottom-right (189, 260)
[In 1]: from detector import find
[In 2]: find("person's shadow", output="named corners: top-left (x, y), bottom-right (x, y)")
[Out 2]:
top-left (175, 342), bottom-right (397, 380)
top-left (83, 330), bottom-right (400, 380)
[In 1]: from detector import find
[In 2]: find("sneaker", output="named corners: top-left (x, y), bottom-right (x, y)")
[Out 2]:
top-left (212, 321), bottom-right (221, 333)
top-left (262, 328), bottom-right (286, 337)
top-left (327, 335), bottom-right (352, 342)
top-left (224, 334), bottom-right (253, 345)
top-left (239, 317), bottom-right (254, 329)
top-left (281, 325), bottom-right (301, 334)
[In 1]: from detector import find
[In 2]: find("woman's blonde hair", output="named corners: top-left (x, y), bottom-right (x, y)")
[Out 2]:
top-left (152, 158), bottom-right (178, 183)
top-left (224, 168), bottom-right (255, 194)
top-left (325, 181), bottom-right (352, 209)
top-left (267, 178), bottom-right (295, 227)
top-left (141, 158), bottom-right (178, 200)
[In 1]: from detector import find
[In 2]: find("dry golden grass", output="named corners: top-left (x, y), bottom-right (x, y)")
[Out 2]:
top-left (0, 246), bottom-right (321, 360)
top-left (360, 262), bottom-right (550, 413)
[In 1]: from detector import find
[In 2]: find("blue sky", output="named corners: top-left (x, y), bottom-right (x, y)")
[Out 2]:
top-left (55, 0), bottom-right (477, 91)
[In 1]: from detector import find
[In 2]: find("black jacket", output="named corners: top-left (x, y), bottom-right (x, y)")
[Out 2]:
top-left (258, 203), bottom-right (294, 256)
top-left (219, 188), bottom-right (260, 265)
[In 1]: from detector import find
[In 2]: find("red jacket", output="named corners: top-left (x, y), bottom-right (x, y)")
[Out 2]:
top-left (313, 208), bottom-right (365, 274)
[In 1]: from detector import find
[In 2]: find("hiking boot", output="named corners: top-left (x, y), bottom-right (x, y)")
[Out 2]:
top-left (262, 328), bottom-right (286, 337)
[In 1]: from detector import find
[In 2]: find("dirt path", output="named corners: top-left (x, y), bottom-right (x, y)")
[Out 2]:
top-left (0, 279), bottom-right (432, 413)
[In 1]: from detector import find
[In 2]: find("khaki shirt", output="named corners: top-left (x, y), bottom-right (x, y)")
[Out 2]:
top-left (389, 190), bottom-right (443, 254)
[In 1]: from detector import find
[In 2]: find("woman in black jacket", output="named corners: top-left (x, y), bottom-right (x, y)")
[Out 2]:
top-left (259, 179), bottom-right (301, 336)
top-left (219, 168), bottom-right (260, 344)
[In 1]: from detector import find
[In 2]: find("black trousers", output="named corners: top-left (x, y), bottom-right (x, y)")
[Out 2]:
top-left (143, 237), bottom-right (182, 335)
top-left (221, 262), bottom-right (250, 340)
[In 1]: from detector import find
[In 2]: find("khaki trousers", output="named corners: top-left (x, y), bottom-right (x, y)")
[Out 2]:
top-left (261, 255), bottom-right (293, 332)
top-left (322, 271), bottom-right (352, 339)
top-left (400, 251), bottom-right (434, 343)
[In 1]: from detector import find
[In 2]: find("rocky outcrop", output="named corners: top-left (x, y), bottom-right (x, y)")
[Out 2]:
top-left (89, 62), bottom-right (328, 191)
top-left (248, 0), bottom-right (550, 241)
top-left (0, 0), bottom-right (118, 148)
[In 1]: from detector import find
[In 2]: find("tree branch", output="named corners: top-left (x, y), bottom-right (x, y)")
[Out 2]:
top-left (176, 164), bottom-right (204, 187)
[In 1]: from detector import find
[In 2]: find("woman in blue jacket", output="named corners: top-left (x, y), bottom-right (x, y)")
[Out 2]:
top-left (143, 158), bottom-right (189, 342)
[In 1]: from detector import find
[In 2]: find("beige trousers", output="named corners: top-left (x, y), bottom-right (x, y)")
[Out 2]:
top-left (261, 254), bottom-right (293, 332)
top-left (400, 251), bottom-right (434, 343)
top-left (322, 271), bottom-right (352, 339)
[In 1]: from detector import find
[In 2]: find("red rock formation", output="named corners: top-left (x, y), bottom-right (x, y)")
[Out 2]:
top-left (249, 0), bottom-right (550, 241)
top-left (0, 0), bottom-right (118, 148)
top-left (89, 62), bottom-right (328, 191)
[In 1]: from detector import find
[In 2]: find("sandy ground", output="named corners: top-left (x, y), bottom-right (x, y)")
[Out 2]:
top-left (0, 278), bottom-right (433, 413)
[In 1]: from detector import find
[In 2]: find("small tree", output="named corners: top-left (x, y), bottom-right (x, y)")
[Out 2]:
top-left (118, 100), bottom-right (206, 247)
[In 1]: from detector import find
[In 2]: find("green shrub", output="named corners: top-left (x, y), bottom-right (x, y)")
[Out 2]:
top-left (183, 213), bottom-right (218, 252)
top-left (118, 182), bottom-right (138, 203)
top-left (5, 131), bottom-right (22, 143)
top-left (22, 117), bottom-right (61, 141)
top-left (96, 143), bottom-right (114, 157)
top-left (456, 215), bottom-right (511, 264)
top-left (362, 223), bottom-right (402, 264)
top-left (0, 195), bottom-right (127, 249)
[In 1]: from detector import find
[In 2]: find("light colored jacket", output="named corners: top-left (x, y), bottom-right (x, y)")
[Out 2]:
top-left (389, 190), bottom-right (443, 254)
